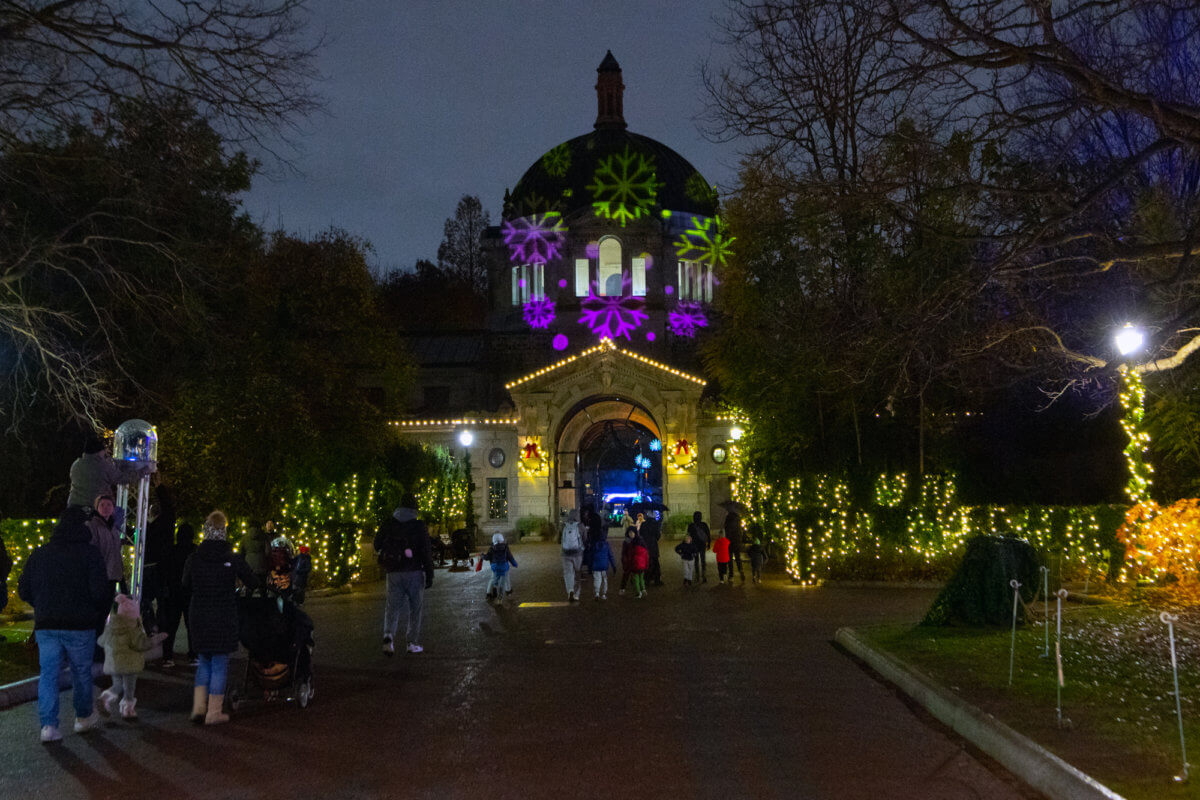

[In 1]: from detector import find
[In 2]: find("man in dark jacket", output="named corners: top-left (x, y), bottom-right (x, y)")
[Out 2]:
top-left (374, 493), bottom-right (434, 656)
top-left (687, 511), bottom-right (710, 583)
top-left (640, 513), bottom-right (663, 586)
top-left (17, 507), bottom-right (110, 742)
top-left (161, 522), bottom-right (197, 668)
top-left (724, 509), bottom-right (745, 583)
top-left (140, 481), bottom-right (176, 634)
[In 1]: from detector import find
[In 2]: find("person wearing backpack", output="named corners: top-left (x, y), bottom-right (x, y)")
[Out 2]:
top-left (687, 511), bottom-right (711, 584)
top-left (373, 493), bottom-right (434, 656)
top-left (560, 509), bottom-right (585, 601)
top-left (589, 535), bottom-right (616, 600)
top-left (483, 533), bottom-right (518, 602)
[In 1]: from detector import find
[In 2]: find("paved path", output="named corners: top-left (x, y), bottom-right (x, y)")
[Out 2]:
top-left (0, 542), bottom-right (1037, 799)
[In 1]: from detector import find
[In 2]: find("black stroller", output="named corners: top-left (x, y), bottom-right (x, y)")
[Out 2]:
top-left (231, 538), bottom-right (315, 710)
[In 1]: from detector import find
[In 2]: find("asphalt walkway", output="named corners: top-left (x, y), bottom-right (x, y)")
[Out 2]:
top-left (0, 541), bottom-right (1038, 799)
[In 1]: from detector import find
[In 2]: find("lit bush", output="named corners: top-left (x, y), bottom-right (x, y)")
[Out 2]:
top-left (1117, 499), bottom-right (1200, 584)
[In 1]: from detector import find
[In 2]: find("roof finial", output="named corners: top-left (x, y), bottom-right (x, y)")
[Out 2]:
top-left (594, 50), bottom-right (626, 130)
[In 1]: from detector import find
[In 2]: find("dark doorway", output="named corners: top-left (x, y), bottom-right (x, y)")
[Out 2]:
top-left (577, 419), bottom-right (662, 527)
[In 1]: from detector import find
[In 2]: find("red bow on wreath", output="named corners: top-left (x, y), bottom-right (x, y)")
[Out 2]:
top-left (522, 442), bottom-right (541, 460)
top-left (673, 439), bottom-right (691, 457)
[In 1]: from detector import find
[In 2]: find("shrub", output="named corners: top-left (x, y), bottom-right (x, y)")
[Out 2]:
top-left (664, 513), bottom-right (691, 539)
top-left (515, 515), bottom-right (555, 541)
top-left (1117, 499), bottom-right (1200, 584)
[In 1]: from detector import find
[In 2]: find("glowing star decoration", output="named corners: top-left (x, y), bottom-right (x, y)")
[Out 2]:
top-left (648, 438), bottom-right (662, 452)
top-left (667, 302), bottom-right (708, 338)
top-left (502, 213), bottom-right (567, 264)
top-left (674, 215), bottom-right (735, 268)
top-left (579, 287), bottom-right (648, 341)
top-left (541, 143), bottom-right (571, 178)
top-left (522, 297), bottom-right (556, 329)
top-left (587, 146), bottom-right (663, 226)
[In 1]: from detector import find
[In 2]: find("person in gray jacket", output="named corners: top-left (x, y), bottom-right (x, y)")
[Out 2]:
top-left (67, 434), bottom-right (150, 511)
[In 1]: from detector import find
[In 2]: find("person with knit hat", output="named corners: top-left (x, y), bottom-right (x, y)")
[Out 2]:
top-left (182, 511), bottom-right (257, 725)
top-left (67, 432), bottom-right (152, 511)
top-left (97, 593), bottom-right (166, 720)
top-left (373, 493), bottom-right (434, 655)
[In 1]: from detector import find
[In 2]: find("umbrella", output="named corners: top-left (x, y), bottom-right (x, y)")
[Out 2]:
top-left (628, 500), bottom-right (669, 514)
top-left (718, 499), bottom-right (749, 515)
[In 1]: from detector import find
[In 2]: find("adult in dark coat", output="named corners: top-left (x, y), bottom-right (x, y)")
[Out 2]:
top-left (687, 512), bottom-right (711, 583)
top-left (374, 493), bottom-right (434, 655)
top-left (183, 511), bottom-right (256, 725)
top-left (640, 514), bottom-right (663, 586)
top-left (724, 509), bottom-right (745, 582)
top-left (141, 481), bottom-right (176, 632)
top-left (17, 507), bottom-right (110, 741)
top-left (161, 521), bottom-right (197, 666)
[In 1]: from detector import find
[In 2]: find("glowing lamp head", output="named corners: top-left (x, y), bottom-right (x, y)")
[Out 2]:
top-left (730, 426), bottom-right (744, 442)
top-left (458, 430), bottom-right (474, 447)
top-left (1115, 324), bottom-right (1145, 357)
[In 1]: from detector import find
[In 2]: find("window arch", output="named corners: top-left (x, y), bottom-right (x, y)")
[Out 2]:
top-left (598, 237), bottom-right (622, 296)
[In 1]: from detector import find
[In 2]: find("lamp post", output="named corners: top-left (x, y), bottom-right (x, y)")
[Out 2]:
top-left (1114, 324), bottom-right (1152, 505)
top-left (458, 429), bottom-right (474, 447)
top-left (112, 419), bottom-right (158, 603)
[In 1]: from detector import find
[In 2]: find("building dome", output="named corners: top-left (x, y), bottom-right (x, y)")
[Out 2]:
top-left (504, 51), bottom-right (718, 223)
top-left (507, 128), bottom-right (719, 222)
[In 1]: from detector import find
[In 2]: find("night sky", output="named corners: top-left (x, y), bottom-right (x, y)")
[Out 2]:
top-left (242, 0), bottom-right (739, 274)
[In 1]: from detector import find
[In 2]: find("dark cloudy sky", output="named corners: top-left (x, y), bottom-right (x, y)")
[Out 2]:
top-left (241, 0), bottom-right (740, 273)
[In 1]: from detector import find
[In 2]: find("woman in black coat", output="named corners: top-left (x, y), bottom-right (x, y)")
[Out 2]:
top-left (183, 511), bottom-right (256, 725)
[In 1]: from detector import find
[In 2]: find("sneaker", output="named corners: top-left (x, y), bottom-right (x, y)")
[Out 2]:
top-left (40, 725), bottom-right (63, 743)
top-left (382, 636), bottom-right (395, 656)
top-left (406, 643), bottom-right (424, 654)
top-left (601, 594), bottom-right (607, 600)
top-left (119, 699), bottom-right (138, 720)
top-left (619, 589), bottom-right (626, 596)
top-left (73, 713), bottom-right (100, 733)
top-left (567, 593), bottom-right (575, 602)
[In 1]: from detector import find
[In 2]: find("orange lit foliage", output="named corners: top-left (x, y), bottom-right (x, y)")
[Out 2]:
top-left (1117, 499), bottom-right (1200, 583)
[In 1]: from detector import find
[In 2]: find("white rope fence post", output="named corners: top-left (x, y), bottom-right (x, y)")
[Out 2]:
top-left (1009, 579), bottom-right (1021, 687)
top-left (1055, 589), bottom-right (1068, 727)
top-left (1041, 565), bottom-right (1050, 658)
top-left (1161, 612), bottom-right (1190, 783)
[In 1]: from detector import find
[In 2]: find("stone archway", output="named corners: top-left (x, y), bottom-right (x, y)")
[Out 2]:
top-left (553, 396), bottom-right (662, 519)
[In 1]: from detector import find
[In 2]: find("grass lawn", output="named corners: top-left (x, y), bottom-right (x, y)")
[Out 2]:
top-left (0, 622), bottom-right (36, 685)
top-left (859, 600), bottom-right (1200, 800)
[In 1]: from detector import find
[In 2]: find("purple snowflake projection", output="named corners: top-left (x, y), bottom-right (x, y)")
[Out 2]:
top-left (502, 213), bottom-right (567, 264)
top-left (579, 289), bottom-right (648, 341)
top-left (667, 302), bottom-right (708, 338)
top-left (522, 296), bottom-right (556, 329)
top-left (552, 334), bottom-right (569, 351)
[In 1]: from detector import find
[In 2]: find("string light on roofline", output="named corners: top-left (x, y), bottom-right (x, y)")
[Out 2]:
top-left (503, 337), bottom-right (705, 389)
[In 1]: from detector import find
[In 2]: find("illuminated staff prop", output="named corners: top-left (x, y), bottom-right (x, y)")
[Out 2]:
top-left (1161, 612), bottom-right (1190, 783)
top-left (1009, 579), bottom-right (1021, 686)
top-left (1041, 566), bottom-right (1050, 658)
top-left (112, 419), bottom-right (158, 603)
top-left (1055, 589), bottom-right (1068, 728)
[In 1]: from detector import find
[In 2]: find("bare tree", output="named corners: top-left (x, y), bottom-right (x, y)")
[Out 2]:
top-left (0, 1), bottom-right (321, 430)
top-left (437, 195), bottom-right (490, 295)
top-left (882, 1), bottom-right (1200, 381)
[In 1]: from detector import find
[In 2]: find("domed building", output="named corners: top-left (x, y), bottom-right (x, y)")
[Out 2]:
top-left (397, 53), bottom-right (737, 537)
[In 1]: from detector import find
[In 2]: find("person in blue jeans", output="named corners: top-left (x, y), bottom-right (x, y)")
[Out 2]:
top-left (17, 507), bottom-right (110, 743)
top-left (183, 511), bottom-right (257, 725)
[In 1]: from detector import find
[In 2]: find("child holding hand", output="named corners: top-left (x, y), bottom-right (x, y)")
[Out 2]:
top-left (98, 593), bottom-right (167, 719)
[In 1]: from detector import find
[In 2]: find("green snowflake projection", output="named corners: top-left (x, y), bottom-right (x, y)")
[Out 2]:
top-left (541, 143), bottom-right (571, 178)
top-left (586, 146), bottom-right (663, 226)
top-left (684, 171), bottom-right (718, 207)
top-left (674, 215), bottom-right (735, 267)
top-left (508, 191), bottom-right (564, 218)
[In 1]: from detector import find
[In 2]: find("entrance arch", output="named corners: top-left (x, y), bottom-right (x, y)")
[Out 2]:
top-left (553, 396), bottom-right (661, 519)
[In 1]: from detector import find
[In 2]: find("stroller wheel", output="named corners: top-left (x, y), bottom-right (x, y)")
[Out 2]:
top-left (296, 679), bottom-right (313, 709)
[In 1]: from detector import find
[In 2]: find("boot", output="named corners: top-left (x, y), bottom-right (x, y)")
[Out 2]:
top-left (119, 698), bottom-right (138, 720)
top-left (190, 686), bottom-right (208, 723)
top-left (204, 695), bottom-right (229, 725)
top-left (98, 688), bottom-right (119, 716)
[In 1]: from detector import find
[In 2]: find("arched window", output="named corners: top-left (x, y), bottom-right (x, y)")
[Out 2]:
top-left (598, 237), bottom-right (622, 296)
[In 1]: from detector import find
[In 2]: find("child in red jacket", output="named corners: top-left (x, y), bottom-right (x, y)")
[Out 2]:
top-left (712, 532), bottom-right (732, 584)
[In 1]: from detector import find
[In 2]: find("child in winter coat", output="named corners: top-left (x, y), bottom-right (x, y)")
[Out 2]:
top-left (712, 532), bottom-right (733, 584)
top-left (675, 535), bottom-right (697, 586)
top-left (628, 534), bottom-right (649, 598)
top-left (748, 538), bottom-right (767, 584)
top-left (97, 593), bottom-right (167, 719)
top-left (484, 533), bottom-right (517, 602)
top-left (619, 527), bottom-right (637, 595)
top-left (589, 536), bottom-right (616, 600)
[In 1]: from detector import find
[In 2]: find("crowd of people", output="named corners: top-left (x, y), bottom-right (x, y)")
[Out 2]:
top-left (9, 434), bottom-right (769, 742)
top-left (12, 435), bottom-right (306, 743)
